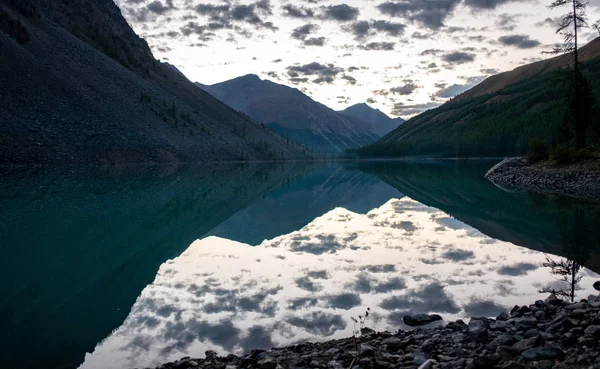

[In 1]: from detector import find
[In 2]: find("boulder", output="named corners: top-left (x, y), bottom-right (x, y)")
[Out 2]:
top-left (403, 314), bottom-right (443, 327)
top-left (468, 318), bottom-right (489, 343)
top-left (520, 347), bottom-right (565, 361)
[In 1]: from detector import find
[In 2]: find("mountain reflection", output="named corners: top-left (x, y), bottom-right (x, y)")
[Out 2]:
top-left (80, 198), bottom-right (600, 369)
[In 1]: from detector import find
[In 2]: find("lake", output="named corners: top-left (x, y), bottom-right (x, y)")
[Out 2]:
top-left (1, 161), bottom-right (599, 369)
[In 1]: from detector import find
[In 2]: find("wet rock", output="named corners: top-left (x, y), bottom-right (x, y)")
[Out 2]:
top-left (258, 358), bottom-right (277, 369)
top-left (358, 358), bottom-right (372, 368)
top-left (468, 318), bottom-right (489, 343)
top-left (327, 360), bottom-right (344, 369)
top-left (584, 325), bottom-right (600, 338)
top-left (360, 344), bottom-right (375, 358)
top-left (326, 348), bottom-right (341, 355)
top-left (403, 314), bottom-right (443, 327)
top-left (382, 337), bottom-right (403, 352)
top-left (523, 329), bottom-right (540, 338)
top-left (520, 347), bottom-right (565, 361)
top-left (496, 361), bottom-right (526, 369)
top-left (309, 360), bottom-right (321, 367)
top-left (417, 359), bottom-right (437, 369)
top-left (511, 335), bottom-right (541, 352)
top-left (534, 310), bottom-right (546, 321)
top-left (513, 318), bottom-right (537, 332)
top-left (496, 312), bottom-right (509, 321)
top-left (205, 351), bottom-right (218, 360)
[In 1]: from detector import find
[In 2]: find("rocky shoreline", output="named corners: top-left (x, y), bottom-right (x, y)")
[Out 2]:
top-left (150, 292), bottom-right (600, 369)
top-left (485, 158), bottom-right (600, 202)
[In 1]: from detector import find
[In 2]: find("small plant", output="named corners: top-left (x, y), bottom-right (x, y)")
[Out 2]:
top-left (526, 138), bottom-right (549, 164)
top-left (350, 307), bottom-right (370, 361)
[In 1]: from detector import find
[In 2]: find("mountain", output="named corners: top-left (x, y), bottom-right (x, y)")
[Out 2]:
top-left (0, 0), bottom-right (310, 165)
top-left (359, 38), bottom-right (600, 158)
top-left (197, 75), bottom-right (380, 154)
top-left (341, 103), bottom-right (404, 136)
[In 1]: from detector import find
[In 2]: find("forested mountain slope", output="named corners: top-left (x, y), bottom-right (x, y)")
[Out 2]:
top-left (359, 38), bottom-right (600, 158)
top-left (198, 75), bottom-right (379, 154)
top-left (0, 0), bottom-right (311, 164)
top-left (340, 103), bottom-right (404, 136)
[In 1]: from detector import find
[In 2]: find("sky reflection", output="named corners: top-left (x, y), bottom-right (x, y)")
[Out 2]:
top-left (80, 198), bottom-right (600, 369)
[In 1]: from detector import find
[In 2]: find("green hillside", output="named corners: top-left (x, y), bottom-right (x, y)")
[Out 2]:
top-left (358, 55), bottom-right (600, 158)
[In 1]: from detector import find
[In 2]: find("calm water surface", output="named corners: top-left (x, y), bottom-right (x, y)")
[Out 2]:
top-left (1, 161), bottom-right (599, 369)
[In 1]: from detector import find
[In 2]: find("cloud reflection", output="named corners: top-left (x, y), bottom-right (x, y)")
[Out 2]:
top-left (80, 198), bottom-right (600, 369)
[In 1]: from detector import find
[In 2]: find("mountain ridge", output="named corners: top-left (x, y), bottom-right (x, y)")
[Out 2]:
top-left (197, 75), bottom-right (380, 154)
top-left (358, 37), bottom-right (600, 158)
top-left (340, 103), bottom-right (404, 136)
top-left (0, 0), bottom-right (311, 164)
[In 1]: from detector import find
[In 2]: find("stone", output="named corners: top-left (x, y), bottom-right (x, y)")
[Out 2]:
top-left (309, 360), bottom-right (321, 367)
top-left (326, 348), bottom-right (341, 355)
top-left (546, 293), bottom-right (562, 305)
top-left (511, 335), bottom-right (541, 352)
top-left (205, 350), bottom-right (218, 360)
top-left (413, 352), bottom-right (428, 366)
top-left (361, 327), bottom-right (376, 336)
top-left (258, 358), bottom-right (277, 369)
top-left (225, 365), bottom-right (238, 369)
top-left (496, 312), bottom-right (509, 321)
top-left (534, 310), bottom-right (546, 321)
top-left (534, 300), bottom-right (547, 308)
top-left (566, 302), bottom-right (587, 310)
top-left (418, 359), bottom-right (437, 369)
top-left (584, 325), bottom-right (600, 338)
top-left (488, 334), bottom-right (517, 350)
top-left (513, 318), bottom-right (537, 332)
top-left (496, 361), bottom-right (526, 369)
top-left (560, 333), bottom-right (577, 346)
top-left (327, 360), bottom-right (343, 369)
top-left (358, 358), bottom-right (372, 368)
top-left (421, 339), bottom-right (436, 353)
top-left (403, 314), bottom-right (443, 327)
top-left (187, 361), bottom-right (199, 367)
top-left (382, 337), bottom-right (404, 352)
top-left (468, 318), bottom-right (489, 343)
top-left (520, 347), bottom-right (565, 361)
top-left (594, 281), bottom-right (600, 291)
top-left (523, 329), bottom-right (540, 338)
top-left (360, 344), bottom-right (375, 358)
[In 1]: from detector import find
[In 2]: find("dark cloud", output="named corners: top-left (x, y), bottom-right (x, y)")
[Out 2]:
top-left (441, 249), bottom-right (475, 261)
top-left (498, 34), bottom-right (541, 49)
top-left (291, 23), bottom-right (318, 39)
top-left (282, 4), bottom-right (315, 18)
top-left (288, 297), bottom-right (319, 310)
top-left (304, 37), bottom-right (327, 46)
top-left (463, 299), bottom-right (507, 317)
top-left (464, 0), bottom-right (522, 9)
top-left (346, 19), bottom-right (406, 39)
top-left (392, 102), bottom-right (440, 116)
top-left (146, 0), bottom-right (174, 14)
top-left (306, 270), bottom-right (329, 279)
top-left (238, 325), bottom-right (274, 352)
top-left (420, 48), bottom-right (444, 56)
top-left (497, 262), bottom-right (538, 276)
top-left (195, 0), bottom-right (277, 31)
top-left (390, 82), bottom-right (419, 95)
top-left (377, 0), bottom-right (461, 29)
top-left (341, 74), bottom-right (357, 85)
top-left (321, 4), bottom-right (360, 22)
top-left (295, 276), bottom-right (322, 292)
top-left (358, 42), bottom-right (395, 51)
top-left (325, 293), bottom-right (362, 309)
top-left (286, 312), bottom-right (347, 336)
top-left (495, 13), bottom-right (519, 31)
top-left (435, 83), bottom-right (473, 98)
top-left (380, 282), bottom-right (460, 314)
top-left (480, 68), bottom-right (499, 74)
top-left (359, 264), bottom-right (396, 273)
top-left (286, 62), bottom-right (345, 85)
top-left (442, 51), bottom-right (476, 64)
top-left (534, 17), bottom-right (560, 27)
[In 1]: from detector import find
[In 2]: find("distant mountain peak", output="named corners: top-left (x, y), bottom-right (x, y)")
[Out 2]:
top-left (341, 103), bottom-right (403, 136)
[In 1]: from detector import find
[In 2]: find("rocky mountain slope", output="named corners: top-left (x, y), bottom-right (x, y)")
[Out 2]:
top-left (358, 38), bottom-right (600, 158)
top-left (197, 75), bottom-right (380, 154)
top-left (341, 103), bottom-right (404, 136)
top-left (0, 0), bottom-right (311, 165)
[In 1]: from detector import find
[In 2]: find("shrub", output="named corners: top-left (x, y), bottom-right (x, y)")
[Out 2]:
top-left (526, 139), bottom-right (549, 164)
top-left (551, 145), bottom-right (579, 164)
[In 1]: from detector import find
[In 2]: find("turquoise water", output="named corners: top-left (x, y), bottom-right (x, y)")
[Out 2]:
top-left (1, 161), bottom-right (599, 369)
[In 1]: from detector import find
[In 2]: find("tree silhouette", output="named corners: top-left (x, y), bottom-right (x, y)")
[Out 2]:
top-left (547, 0), bottom-right (591, 149)
top-left (540, 256), bottom-right (582, 302)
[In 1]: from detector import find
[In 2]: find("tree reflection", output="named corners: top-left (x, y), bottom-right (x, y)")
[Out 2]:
top-left (539, 208), bottom-right (592, 302)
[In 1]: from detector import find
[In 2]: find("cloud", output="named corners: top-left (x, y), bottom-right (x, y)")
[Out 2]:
top-left (379, 282), bottom-right (460, 314)
top-left (463, 299), bottom-right (507, 317)
top-left (286, 312), bottom-right (346, 336)
top-left (376, 0), bottom-right (461, 29)
top-left (282, 4), bottom-right (315, 18)
top-left (195, 0), bottom-right (277, 31)
top-left (390, 82), bottom-right (420, 95)
top-left (358, 42), bottom-right (395, 50)
top-left (291, 23), bottom-right (317, 39)
top-left (464, 0), bottom-right (523, 9)
top-left (321, 4), bottom-right (359, 22)
top-left (442, 51), bottom-right (476, 64)
top-left (304, 37), bottom-right (327, 46)
top-left (146, 0), bottom-right (174, 14)
top-left (346, 20), bottom-right (406, 39)
top-left (497, 262), bottom-right (538, 276)
top-left (286, 62), bottom-right (345, 85)
top-left (498, 34), bottom-right (541, 49)
top-left (441, 249), bottom-right (475, 261)
top-left (392, 102), bottom-right (440, 115)
top-left (325, 293), bottom-right (362, 309)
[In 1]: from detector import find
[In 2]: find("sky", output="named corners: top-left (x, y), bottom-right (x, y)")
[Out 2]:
top-left (114, 0), bottom-right (600, 118)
